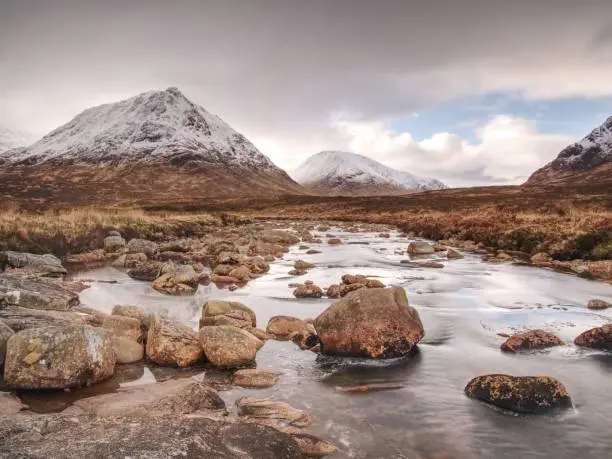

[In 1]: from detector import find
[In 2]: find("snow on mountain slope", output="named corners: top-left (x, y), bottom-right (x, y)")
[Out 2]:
top-left (527, 116), bottom-right (612, 183)
top-left (0, 127), bottom-right (36, 153)
top-left (2, 87), bottom-right (278, 170)
top-left (291, 151), bottom-right (446, 194)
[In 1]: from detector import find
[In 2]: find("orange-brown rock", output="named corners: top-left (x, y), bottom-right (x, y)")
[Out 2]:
top-left (500, 330), bottom-right (564, 353)
top-left (574, 324), bottom-right (612, 350)
top-left (314, 287), bottom-right (424, 359)
top-left (464, 374), bottom-right (572, 414)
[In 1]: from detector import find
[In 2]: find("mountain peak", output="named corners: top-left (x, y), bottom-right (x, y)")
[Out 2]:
top-left (1, 88), bottom-right (278, 170)
top-left (291, 150), bottom-right (446, 196)
top-left (527, 115), bottom-right (612, 184)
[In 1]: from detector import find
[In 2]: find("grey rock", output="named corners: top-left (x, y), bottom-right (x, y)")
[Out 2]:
top-left (0, 274), bottom-right (79, 311)
top-left (0, 251), bottom-right (67, 277)
top-left (103, 235), bottom-right (126, 252)
top-left (126, 239), bottom-right (158, 257)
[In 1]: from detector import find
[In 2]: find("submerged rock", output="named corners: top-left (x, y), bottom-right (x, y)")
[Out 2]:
top-left (3, 325), bottom-right (116, 389)
top-left (233, 369), bottom-right (281, 388)
top-left (314, 287), bottom-right (424, 359)
top-left (500, 330), bottom-right (564, 353)
top-left (407, 241), bottom-right (435, 255)
top-left (146, 315), bottom-right (204, 367)
top-left (0, 251), bottom-right (67, 277)
top-left (291, 433), bottom-right (338, 457)
top-left (236, 397), bottom-right (313, 427)
top-left (294, 260), bottom-right (315, 270)
top-left (0, 274), bottom-right (79, 311)
top-left (199, 325), bottom-right (262, 368)
top-left (200, 300), bottom-right (256, 329)
top-left (446, 248), bottom-right (464, 259)
top-left (266, 315), bottom-right (318, 349)
top-left (574, 325), bottom-right (612, 350)
top-left (464, 374), bottom-right (572, 414)
top-left (587, 299), bottom-right (610, 310)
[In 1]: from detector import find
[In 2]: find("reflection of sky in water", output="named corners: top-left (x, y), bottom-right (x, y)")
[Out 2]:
top-left (72, 226), bottom-right (612, 458)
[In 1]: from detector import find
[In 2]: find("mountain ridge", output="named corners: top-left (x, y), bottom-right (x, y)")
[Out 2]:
top-left (527, 115), bottom-right (612, 184)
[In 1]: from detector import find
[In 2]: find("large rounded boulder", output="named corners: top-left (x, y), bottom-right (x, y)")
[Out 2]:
top-left (464, 374), bottom-right (572, 414)
top-left (146, 316), bottom-right (204, 367)
top-left (3, 325), bottom-right (116, 389)
top-left (313, 287), bottom-right (424, 359)
top-left (199, 325), bottom-right (262, 368)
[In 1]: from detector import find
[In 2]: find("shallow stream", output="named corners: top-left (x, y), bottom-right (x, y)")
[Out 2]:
top-left (18, 226), bottom-right (612, 457)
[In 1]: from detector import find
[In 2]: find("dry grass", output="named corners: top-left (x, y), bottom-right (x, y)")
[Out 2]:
top-left (0, 207), bottom-right (221, 256)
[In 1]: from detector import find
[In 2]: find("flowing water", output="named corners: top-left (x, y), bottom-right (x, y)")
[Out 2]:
top-left (24, 227), bottom-right (612, 457)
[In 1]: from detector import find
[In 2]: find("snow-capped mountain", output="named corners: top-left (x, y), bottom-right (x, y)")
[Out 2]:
top-left (0, 88), bottom-right (303, 206)
top-left (0, 127), bottom-right (36, 153)
top-left (2, 87), bottom-right (279, 170)
top-left (527, 116), bottom-right (612, 184)
top-left (291, 151), bottom-right (446, 195)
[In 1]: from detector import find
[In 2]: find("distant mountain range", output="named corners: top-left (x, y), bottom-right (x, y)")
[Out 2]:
top-left (291, 151), bottom-right (446, 196)
top-left (527, 116), bottom-right (612, 184)
top-left (0, 87), bottom-right (302, 207)
top-left (0, 127), bottom-right (36, 154)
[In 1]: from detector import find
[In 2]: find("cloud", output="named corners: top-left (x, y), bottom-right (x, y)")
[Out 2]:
top-left (331, 115), bottom-right (573, 187)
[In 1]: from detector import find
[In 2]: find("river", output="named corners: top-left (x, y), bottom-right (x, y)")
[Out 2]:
top-left (31, 225), bottom-right (612, 457)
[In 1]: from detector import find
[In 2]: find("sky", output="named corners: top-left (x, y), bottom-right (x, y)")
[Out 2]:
top-left (1, 0), bottom-right (612, 187)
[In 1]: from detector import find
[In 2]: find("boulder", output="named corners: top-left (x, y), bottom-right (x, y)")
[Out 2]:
top-left (126, 239), bottom-right (158, 257)
top-left (294, 260), bottom-right (315, 270)
top-left (587, 299), bottom-right (610, 310)
top-left (200, 300), bottom-right (256, 329)
top-left (327, 238), bottom-right (342, 245)
top-left (3, 325), bottom-right (116, 389)
top-left (314, 287), bottom-right (424, 359)
top-left (156, 251), bottom-right (190, 263)
top-left (293, 283), bottom-right (324, 298)
top-left (339, 282), bottom-right (366, 297)
top-left (247, 327), bottom-right (273, 341)
top-left (213, 264), bottom-right (234, 276)
top-left (103, 235), bottom-right (126, 252)
top-left (211, 274), bottom-right (240, 284)
top-left (0, 251), bottom-right (67, 277)
top-left (306, 249), bottom-right (322, 255)
top-left (245, 257), bottom-right (270, 274)
top-left (112, 337), bottom-right (144, 364)
top-left (266, 315), bottom-right (316, 346)
top-left (574, 325), bottom-right (612, 350)
top-left (146, 315), bottom-right (204, 367)
top-left (228, 266), bottom-right (251, 282)
top-left (97, 314), bottom-right (144, 364)
top-left (0, 305), bottom-right (97, 332)
top-left (0, 274), bottom-right (79, 311)
top-left (500, 330), bottom-right (564, 353)
top-left (236, 397), bottom-right (313, 427)
top-left (199, 325), bottom-right (262, 368)
top-left (152, 264), bottom-right (199, 295)
top-left (111, 304), bottom-right (148, 324)
top-left (326, 284), bottom-right (341, 298)
top-left (233, 369), bottom-right (281, 388)
top-left (259, 230), bottom-right (300, 245)
top-left (291, 433), bottom-right (338, 458)
top-left (158, 239), bottom-right (193, 253)
top-left (446, 248), bottom-right (464, 259)
top-left (0, 319), bottom-right (14, 366)
top-left (127, 261), bottom-right (163, 281)
top-left (407, 241), bottom-right (435, 255)
top-left (531, 252), bottom-right (552, 264)
top-left (464, 374), bottom-right (572, 414)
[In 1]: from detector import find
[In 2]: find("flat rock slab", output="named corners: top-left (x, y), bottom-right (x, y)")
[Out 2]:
top-left (236, 397), bottom-right (313, 427)
top-left (1, 252), bottom-right (67, 277)
top-left (0, 413), bottom-right (304, 458)
top-left (0, 274), bottom-right (79, 311)
top-left (67, 378), bottom-right (225, 417)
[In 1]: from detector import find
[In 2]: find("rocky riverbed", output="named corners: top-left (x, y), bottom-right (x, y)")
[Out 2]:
top-left (1, 221), bottom-right (612, 458)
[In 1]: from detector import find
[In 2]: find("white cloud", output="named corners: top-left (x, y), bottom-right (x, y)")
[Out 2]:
top-left (331, 115), bottom-right (574, 187)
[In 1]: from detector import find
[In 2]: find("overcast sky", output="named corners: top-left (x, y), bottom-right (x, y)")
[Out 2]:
top-left (2, 0), bottom-right (612, 186)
